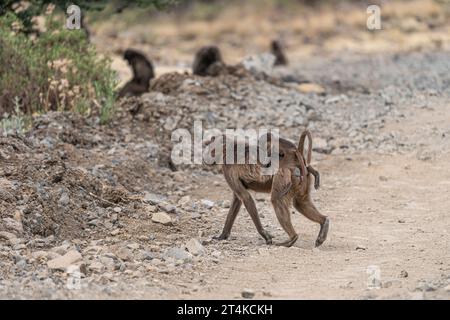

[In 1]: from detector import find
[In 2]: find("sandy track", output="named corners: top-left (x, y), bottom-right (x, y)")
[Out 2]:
top-left (183, 103), bottom-right (450, 299)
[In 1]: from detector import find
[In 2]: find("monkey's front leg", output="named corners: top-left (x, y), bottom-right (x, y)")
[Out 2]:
top-left (214, 194), bottom-right (241, 240)
top-left (239, 191), bottom-right (274, 245)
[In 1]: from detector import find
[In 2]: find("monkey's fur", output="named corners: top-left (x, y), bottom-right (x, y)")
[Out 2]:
top-left (192, 46), bottom-right (225, 76)
top-left (207, 131), bottom-right (329, 247)
top-left (118, 49), bottom-right (155, 99)
top-left (271, 40), bottom-right (288, 66)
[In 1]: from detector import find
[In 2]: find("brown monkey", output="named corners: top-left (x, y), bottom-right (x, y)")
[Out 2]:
top-left (207, 131), bottom-right (328, 247)
top-left (118, 49), bottom-right (155, 99)
top-left (192, 46), bottom-right (225, 76)
top-left (271, 40), bottom-right (288, 66)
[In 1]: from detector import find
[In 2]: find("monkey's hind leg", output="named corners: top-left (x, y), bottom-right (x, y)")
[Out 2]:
top-left (271, 197), bottom-right (298, 247)
top-left (294, 196), bottom-right (329, 247)
top-left (214, 194), bottom-right (241, 241)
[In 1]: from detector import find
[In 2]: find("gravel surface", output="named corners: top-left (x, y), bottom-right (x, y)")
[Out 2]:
top-left (1, 50), bottom-right (449, 299)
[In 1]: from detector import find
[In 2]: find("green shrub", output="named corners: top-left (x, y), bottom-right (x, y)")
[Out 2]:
top-left (0, 97), bottom-right (31, 136)
top-left (0, 11), bottom-right (117, 122)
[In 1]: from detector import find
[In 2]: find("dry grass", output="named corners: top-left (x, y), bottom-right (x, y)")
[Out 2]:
top-left (91, 0), bottom-right (450, 75)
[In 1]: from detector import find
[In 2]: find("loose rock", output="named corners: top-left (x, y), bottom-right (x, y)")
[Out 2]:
top-left (47, 250), bottom-right (83, 270)
top-left (185, 238), bottom-right (205, 256)
top-left (241, 289), bottom-right (255, 299)
top-left (152, 212), bottom-right (173, 226)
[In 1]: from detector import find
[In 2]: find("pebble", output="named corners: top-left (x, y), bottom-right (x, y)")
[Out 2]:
top-left (127, 243), bottom-right (140, 250)
top-left (4, 216), bottom-right (23, 233)
top-left (164, 247), bottom-right (192, 262)
top-left (201, 199), bottom-right (215, 209)
top-left (159, 203), bottom-right (177, 214)
top-left (297, 83), bottom-right (325, 94)
top-left (151, 212), bottom-right (173, 226)
top-left (89, 261), bottom-right (105, 273)
top-left (178, 195), bottom-right (191, 206)
top-left (399, 270), bottom-right (408, 278)
top-left (47, 250), bottom-right (83, 270)
top-left (31, 250), bottom-right (50, 260)
top-left (115, 247), bottom-right (133, 261)
top-left (143, 192), bottom-right (166, 205)
top-left (185, 238), bottom-right (205, 256)
top-left (58, 193), bottom-right (70, 207)
top-left (241, 289), bottom-right (255, 299)
top-left (99, 256), bottom-right (116, 271)
top-left (190, 212), bottom-right (201, 219)
top-left (0, 231), bottom-right (17, 241)
top-left (141, 251), bottom-right (154, 261)
top-left (416, 281), bottom-right (437, 292)
top-left (219, 200), bottom-right (231, 208)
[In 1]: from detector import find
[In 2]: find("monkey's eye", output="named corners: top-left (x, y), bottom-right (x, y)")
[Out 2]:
top-left (279, 152), bottom-right (285, 158)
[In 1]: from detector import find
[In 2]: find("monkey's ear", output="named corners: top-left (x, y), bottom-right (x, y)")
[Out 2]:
top-left (271, 168), bottom-right (292, 200)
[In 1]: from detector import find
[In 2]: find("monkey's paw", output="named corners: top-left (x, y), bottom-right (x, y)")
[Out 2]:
top-left (213, 233), bottom-right (229, 241)
top-left (275, 235), bottom-right (298, 247)
top-left (315, 217), bottom-right (330, 247)
top-left (262, 231), bottom-right (274, 245)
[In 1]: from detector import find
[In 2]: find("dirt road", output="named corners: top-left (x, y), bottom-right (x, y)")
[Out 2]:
top-left (174, 100), bottom-right (449, 300)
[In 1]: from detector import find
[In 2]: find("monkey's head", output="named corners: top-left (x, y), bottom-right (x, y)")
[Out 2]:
top-left (193, 45), bottom-right (223, 76)
top-left (121, 48), bottom-right (154, 84)
top-left (123, 49), bottom-right (144, 64)
top-left (199, 46), bottom-right (222, 63)
top-left (271, 40), bottom-right (288, 66)
top-left (271, 40), bottom-right (282, 52)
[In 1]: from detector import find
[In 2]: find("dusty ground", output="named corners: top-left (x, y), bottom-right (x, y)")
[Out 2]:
top-left (1, 50), bottom-right (449, 300)
top-left (1, 0), bottom-right (450, 300)
top-left (186, 105), bottom-right (450, 299)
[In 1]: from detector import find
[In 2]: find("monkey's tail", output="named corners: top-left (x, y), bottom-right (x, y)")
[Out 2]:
top-left (298, 130), bottom-right (312, 165)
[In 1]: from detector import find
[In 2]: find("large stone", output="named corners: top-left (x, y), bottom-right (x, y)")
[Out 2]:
top-left (152, 212), bottom-right (173, 226)
top-left (47, 250), bottom-right (83, 270)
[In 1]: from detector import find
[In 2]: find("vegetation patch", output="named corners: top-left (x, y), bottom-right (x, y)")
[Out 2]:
top-left (0, 9), bottom-right (117, 125)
